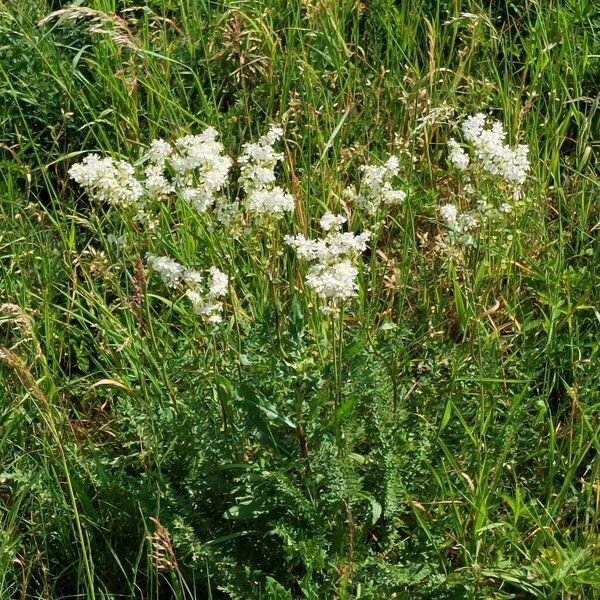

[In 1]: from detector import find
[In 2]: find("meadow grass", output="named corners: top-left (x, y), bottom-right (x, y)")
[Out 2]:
top-left (0, 0), bottom-right (599, 598)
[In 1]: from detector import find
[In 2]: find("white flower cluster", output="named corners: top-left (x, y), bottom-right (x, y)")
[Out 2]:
top-left (344, 155), bottom-right (406, 215)
top-left (144, 139), bottom-right (174, 197)
top-left (69, 128), bottom-right (233, 222)
top-left (452, 113), bottom-right (530, 186)
top-left (70, 126), bottom-right (298, 224)
top-left (439, 203), bottom-right (478, 245)
top-left (238, 126), bottom-right (295, 215)
top-left (439, 113), bottom-right (531, 251)
top-left (69, 154), bottom-right (144, 208)
top-left (146, 254), bottom-right (188, 288)
top-left (146, 254), bottom-right (228, 323)
top-left (185, 267), bottom-right (229, 323)
top-left (439, 197), bottom-right (511, 248)
top-left (285, 212), bottom-right (370, 313)
top-left (447, 139), bottom-right (470, 171)
top-left (170, 128), bottom-right (233, 214)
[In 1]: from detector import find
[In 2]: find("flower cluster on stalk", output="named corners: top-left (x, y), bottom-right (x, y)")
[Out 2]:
top-left (445, 113), bottom-right (530, 189)
top-left (343, 155), bottom-right (406, 216)
top-left (69, 125), bottom-right (294, 323)
top-left (440, 113), bottom-right (530, 248)
top-left (69, 154), bottom-right (148, 220)
top-left (285, 212), bottom-right (370, 315)
top-left (238, 125), bottom-right (295, 215)
top-left (146, 254), bottom-right (228, 323)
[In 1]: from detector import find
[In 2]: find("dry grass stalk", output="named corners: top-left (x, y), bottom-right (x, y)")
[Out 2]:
top-left (0, 303), bottom-right (41, 357)
top-left (0, 346), bottom-right (47, 409)
top-left (38, 6), bottom-right (139, 52)
top-left (148, 517), bottom-right (180, 574)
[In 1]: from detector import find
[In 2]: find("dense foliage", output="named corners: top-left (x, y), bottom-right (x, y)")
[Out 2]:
top-left (0, 0), bottom-right (599, 598)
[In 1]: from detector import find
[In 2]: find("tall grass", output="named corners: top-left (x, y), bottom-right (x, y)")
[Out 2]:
top-left (0, 0), bottom-right (599, 598)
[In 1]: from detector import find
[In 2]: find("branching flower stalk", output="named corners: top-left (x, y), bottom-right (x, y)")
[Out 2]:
top-left (286, 213), bottom-right (370, 447)
top-left (439, 113), bottom-right (530, 253)
top-left (238, 125), bottom-right (293, 349)
top-left (343, 155), bottom-right (407, 219)
top-left (331, 301), bottom-right (346, 448)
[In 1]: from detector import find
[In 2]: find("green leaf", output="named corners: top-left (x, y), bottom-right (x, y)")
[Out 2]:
top-left (439, 399), bottom-right (452, 431)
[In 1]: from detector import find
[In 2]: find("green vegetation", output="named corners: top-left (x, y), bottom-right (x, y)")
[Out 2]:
top-left (0, 0), bottom-right (599, 598)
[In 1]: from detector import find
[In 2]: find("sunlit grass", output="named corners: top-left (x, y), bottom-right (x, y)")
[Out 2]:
top-left (0, 0), bottom-right (599, 598)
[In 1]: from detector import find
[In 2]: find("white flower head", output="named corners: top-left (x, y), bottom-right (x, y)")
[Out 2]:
top-left (346, 154), bottom-right (406, 215)
top-left (180, 186), bottom-right (215, 214)
top-left (286, 213), bottom-right (369, 309)
top-left (208, 267), bottom-right (228, 299)
top-left (167, 127), bottom-right (233, 214)
top-left (305, 260), bottom-right (359, 302)
top-left (185, 290), bottom-right (224, 323)
top-left (183, 269), bottom-right (203, 287)
top-left (69, 154), bottom-right (144, 208)
top-left (239, 125), bottom-right (294, 216)
top-left (447, 138), bottom-right (470, 170)
top-left (460, 113), bottom-right (530, 186)
top-left (146, 139), bottom-right (173, 165)
top-left (147, 254), bottom-right (229, 323)
top-left (319, 211), bottom-right (346, 232)
top-left (438, 202), bottom-right (479, 248)
top-left (146, 254), bottom-right (185, 288)
top-left (246, 187), bottom-right (295, 215)
top-left (439, 203), bottom-right (458, 224)
top-left (461, 113), bottom-right (487, 143)
top-left (144, 163), bottom-right (174, 197)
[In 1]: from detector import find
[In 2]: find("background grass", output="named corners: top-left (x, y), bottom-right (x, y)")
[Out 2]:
top-left (0, 0), bottom-right (599, 598)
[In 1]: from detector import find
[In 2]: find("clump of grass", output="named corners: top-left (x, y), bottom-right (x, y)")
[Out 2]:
top-left (0, 0), bottom-right (599, 599)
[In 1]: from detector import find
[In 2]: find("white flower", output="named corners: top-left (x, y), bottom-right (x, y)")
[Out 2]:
top-left (238, 126), bottom-right (284, 174)
top-left (461, 113), bottom-right (487, 143)
top-left (166, 128), bottom-right (233, 214)
top-left (384, 155), bottom-right (400, 174)
top-left (71, 127), bottom-right (237, 223)
top-left (246, 187), bottom-right (295, 214)
top-left (239, 125), bottom-right (293, 216)
top-left (180, 186), bottom-right (215, 213)
top-left (346, 154), bottom-right (406, 215)
top-left (305, 260), bottom-right (358, 302)
top-left (184, 290), bottom-right (224, 322)
top-left (438, 203), bottom-right (478, 247)
top-left (326, 231), bottom-right (371, 259)
top-left (208, 267), bottom-right (228, 298)
top-left (460, 114), bottom-right (530, 186)
top-left (439, 203), bottom-right (458, 224)
top-left (382, 188), bottom-right (407, 205)
top-left (284, 235), bottom-right (328, 262)
top-left (457, 213), bottom-right (477, 232)
top-left (69, 154), bottom-right (144, 208)
top-left (146, 139), bottom-right (173, 165)
top-left (144, 163), bottom-right (174, 197)
top-left (146, 254), bottom-right (185, 288)
top-left (263, 126), bottom-right (284, 145)
top-left (172, 128), bottom-right (230, 178)
top-left (286, 213), bottom-right (369, 310)
top-left (319, 212), bottom-right (346, 232)
top-left (285, 229), bottom-right (370, 264)
top-left (185, 267), bottom-right (227, 322)
top-left (447, 138), bottom-right (470, 170)
top-left (147, 254), bottom-right (229, 323)
top-left (182, 269), bottom-right (203, 287)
